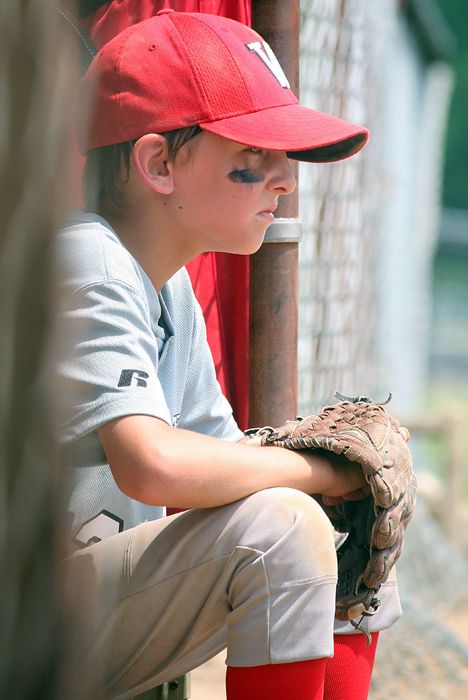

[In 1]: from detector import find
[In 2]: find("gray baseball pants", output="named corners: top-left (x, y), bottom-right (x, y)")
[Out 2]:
top-left (63, 487), bottom-right (401, 699)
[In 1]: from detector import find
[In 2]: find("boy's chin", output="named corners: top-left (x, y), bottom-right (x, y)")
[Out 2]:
top-left (250, 239), bottom-right (267, 255)
top-left (237, 229), bottom-right (271, 256)
top-left (231, 239), bottom-right (266, 256)
top-left (215, 225), bottom-right (271, 256)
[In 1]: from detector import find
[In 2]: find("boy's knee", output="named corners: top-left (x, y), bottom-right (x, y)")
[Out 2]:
top-left (234, 487), bottom-right (337, 581)
top-left (241, 486), bottom-right (334, 538)
top-left (226, 489), bottom-right (338, 664)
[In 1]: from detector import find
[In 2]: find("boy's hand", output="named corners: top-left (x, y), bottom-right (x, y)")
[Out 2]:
top-left (317, 453), bottom-right (372, 504)
top-left (309, 450), bottom-right (370, 505)
top-left (303, 451), bottom-right (368, 500)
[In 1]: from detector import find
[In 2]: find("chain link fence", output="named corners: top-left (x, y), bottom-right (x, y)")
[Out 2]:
top-left (298, 0), bottom-right (387, 413)
top-left (298, 2), bottom-right (467, 698)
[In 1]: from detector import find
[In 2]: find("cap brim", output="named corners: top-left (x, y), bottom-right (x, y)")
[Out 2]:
top-left (200, 102), bottom-right (369, 163)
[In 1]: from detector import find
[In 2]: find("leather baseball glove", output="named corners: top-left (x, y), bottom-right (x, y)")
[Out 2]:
top-left (247, 393), bottom-right (417, 639)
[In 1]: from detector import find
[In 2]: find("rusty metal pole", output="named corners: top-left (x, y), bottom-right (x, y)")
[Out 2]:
top-left (249, 0), bottom-right (301, 427)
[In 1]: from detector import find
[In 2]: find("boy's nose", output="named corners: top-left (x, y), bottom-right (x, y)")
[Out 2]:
top-left (268, 153), bottom-right (296, 195)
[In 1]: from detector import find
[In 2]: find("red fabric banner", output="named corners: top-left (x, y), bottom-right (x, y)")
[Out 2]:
top-left (82, 1), bottom-right (251, 48)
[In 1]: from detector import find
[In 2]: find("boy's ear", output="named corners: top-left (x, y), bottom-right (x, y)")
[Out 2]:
top-left (131, 134), bottom-right (174, 195)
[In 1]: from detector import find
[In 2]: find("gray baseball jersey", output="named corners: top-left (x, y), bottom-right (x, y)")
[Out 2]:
top-left (54, 211), bottom-right (243, 546)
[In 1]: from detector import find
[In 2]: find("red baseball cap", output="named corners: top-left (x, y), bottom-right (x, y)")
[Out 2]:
top-left (79, 9), bottom-right (369, 162)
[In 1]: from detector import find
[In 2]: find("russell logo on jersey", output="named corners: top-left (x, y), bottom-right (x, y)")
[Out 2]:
top-left (118, 369), bottom-right (150, 388)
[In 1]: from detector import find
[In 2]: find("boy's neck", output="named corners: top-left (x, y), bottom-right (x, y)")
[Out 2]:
top-left (102, 201), bottom-right (200, 292)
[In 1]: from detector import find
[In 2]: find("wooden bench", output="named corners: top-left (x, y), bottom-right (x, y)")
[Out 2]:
top-left (133, 674), bottom-right (190, 699)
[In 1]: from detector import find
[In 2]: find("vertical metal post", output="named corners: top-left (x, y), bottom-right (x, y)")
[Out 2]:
top-left (249, 0), bottom-right (301, 427)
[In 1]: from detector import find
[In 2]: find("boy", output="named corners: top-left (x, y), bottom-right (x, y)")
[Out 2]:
top-left (58, 9), bottom-right (402, 699)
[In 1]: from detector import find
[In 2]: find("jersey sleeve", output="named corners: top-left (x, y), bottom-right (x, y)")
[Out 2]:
top-left (56, 278), bottom-right (172, 443)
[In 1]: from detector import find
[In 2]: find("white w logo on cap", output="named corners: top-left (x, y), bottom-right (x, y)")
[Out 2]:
top-left (246, 41), bottom-right (290, 89)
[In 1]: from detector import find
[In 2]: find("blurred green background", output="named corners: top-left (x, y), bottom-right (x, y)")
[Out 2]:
top-left (428, 1), bottom-right (468, 498)
top-left (433, 0), bottom-right (468, 209)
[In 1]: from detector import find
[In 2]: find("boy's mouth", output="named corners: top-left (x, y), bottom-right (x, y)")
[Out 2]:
top-left (257, 209), bottom-right (276, 222)
top-left (258, 202), bottom-right (278, 216)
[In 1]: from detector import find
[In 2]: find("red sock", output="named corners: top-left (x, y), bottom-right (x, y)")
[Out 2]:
top-left (226, 659), bottom-right (327, 700)
top-left (323, 633), bottom-right (379, 700)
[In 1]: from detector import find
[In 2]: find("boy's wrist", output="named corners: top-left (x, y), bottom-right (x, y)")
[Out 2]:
top-left (238, 433), bottom-right (260, 445)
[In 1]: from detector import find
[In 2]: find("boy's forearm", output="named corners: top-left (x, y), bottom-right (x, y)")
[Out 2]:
top-left (99, 415), bottom-right (365, 509)
top-left (149, 429), bottom-right (325, 508)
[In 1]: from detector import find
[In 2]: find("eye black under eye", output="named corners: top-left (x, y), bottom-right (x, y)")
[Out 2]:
top-left (228, 169), bottom-right (265, 184)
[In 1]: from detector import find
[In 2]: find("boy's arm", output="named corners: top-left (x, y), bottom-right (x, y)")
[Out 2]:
top-left (98, 414), bottom-right (367, 509)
